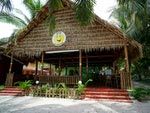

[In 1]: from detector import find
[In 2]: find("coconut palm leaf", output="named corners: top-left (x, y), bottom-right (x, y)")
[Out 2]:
top-left (0, 12), bottom-right (27, 28)
top-left (23, 0), bottom-right (44, 19)
top-left (74, 0), bottom-right (95, 25)
top-left (14, 8), bottom-right (31, 24)
top-left (0, 0), bottom-right (12, 12)
top-left (48, 0), bottom-right (63, 11)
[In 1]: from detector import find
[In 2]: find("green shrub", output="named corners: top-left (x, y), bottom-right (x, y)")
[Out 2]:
top-left (0, 85), bottom-right (4, 90)
top-left (76, 79), bottom-right (92, 96)
top-left (15, 80), bottom-right (32, 90)
top-left (131, 87), bottom-right (150, 101)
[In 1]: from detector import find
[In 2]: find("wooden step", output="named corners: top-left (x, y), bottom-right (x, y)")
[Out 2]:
top-left (84, 91), bottom-right (129, 96)
top-left (82, 88), bottom-right (132, 103)
top-left (0, 87), bottom-right (24, 96)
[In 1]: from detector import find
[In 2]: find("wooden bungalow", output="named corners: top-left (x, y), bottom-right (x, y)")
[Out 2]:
top-left (8, 0), bottom-right (142, 89)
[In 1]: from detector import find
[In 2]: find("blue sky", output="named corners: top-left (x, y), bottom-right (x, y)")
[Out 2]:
top-left (0, 0), bottom-right (117, 39)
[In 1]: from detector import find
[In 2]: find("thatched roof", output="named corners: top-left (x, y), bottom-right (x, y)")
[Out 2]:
top-left (11, 0), bottom-right (142, 60)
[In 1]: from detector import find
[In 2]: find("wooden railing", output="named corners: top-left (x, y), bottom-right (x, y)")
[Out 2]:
top-left (39, 75), bottom-right (80, 85)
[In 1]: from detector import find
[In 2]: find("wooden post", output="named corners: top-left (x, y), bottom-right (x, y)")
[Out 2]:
top-left (86, 55), bottom-right (89, 79)
top-left (9, 52), bottom-right (13, 74)
top-left (79, 50), bottom-right (82, 81)
top-left (35, 60), bottom-right (38, 75)
top-left (35, 60), bottom-right (38, 80)
top-left (124, 45), bottom-right (132, 89)
top-left (5, 52), bottom-right (14, 86)
top-left (41, 51), bottom-right (44, 75)
top-left (65, 65), bottom-right (68, 76)
top-left (49, 64), bottom-right (52, 76)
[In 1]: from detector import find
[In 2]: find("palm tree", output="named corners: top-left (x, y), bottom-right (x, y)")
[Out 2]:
top-left (0, 0), bottom-right (44, 44)
top-left (0, 0), bottom-right (44, 29)
top-left (0, 0), bottom-right (12, 12)
top-left (112, 0), bottom-right (150, 80)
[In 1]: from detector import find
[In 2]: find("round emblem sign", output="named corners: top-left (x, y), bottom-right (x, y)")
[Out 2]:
top-left (52, 31), bottom-right (66, 46)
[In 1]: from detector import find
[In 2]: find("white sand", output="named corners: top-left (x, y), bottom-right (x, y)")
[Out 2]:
top-left (0, 96), bottom-right (150, 113)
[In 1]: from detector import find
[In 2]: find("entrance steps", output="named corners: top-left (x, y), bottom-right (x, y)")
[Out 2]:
top-left (0, 87), bottom-right (24, 96)
top-left (82, 88), bottom-right (132, 103)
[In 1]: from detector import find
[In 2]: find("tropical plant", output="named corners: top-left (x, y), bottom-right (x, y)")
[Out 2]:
top-left (23, 0), bottom-right (43, 19)
top-left (0, 0), bottom-right (12, 12)
top-left (15, 80), bottom-right (32, 90)
top-left (112, 0), bottom-right (150, 80)
top-left (131, 87), bottom-right (150, 101)
top-left (76, 79), bottom-right (92, 96)
top-left (0, 0), bottom-right (44, 45)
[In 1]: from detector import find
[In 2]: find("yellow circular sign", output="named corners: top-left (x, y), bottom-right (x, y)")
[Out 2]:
top-left (52, 31), bottom-right (66, 46)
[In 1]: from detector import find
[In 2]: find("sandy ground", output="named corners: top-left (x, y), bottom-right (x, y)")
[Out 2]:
top-left (0, 96), bottom-right (150, 113)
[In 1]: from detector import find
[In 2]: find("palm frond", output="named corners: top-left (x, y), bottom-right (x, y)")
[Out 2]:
top-left (14, 8), bottom-right (31, 24)
top-left (48, 0), bottom-right (63, 12)
top-left (45, 14), bottom-right (56, 35)
top-left (23, 0), bottom-right (44, 19)
top-left (74, 0), bottom-right (95, 25)
top-left (0, 0), bottom-right (12, 12)
top-left (0, 12), bottom-right (27, 28)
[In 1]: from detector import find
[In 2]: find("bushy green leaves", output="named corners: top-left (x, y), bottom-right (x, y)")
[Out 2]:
top-left (74, 0), bottom-right (95, 25)
top-left (15, 80), bottom-right (32, 90)
top-left (131, 87), bottom-right (150, 101)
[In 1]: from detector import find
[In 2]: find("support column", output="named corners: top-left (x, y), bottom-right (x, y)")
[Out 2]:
top-left (49, 64), bottom-right (52, 76)
top-left (9, 52), bottom-right (13, 74)
top-left (41, 51), bottom-right (44, 75)
top-left (65, 65), bottom-right (68, 76)
top-left (5, 52), bottom-right (14, 86)
top-left (79, 50), bottom-right (82, 81)
top-left (124, 45), bottom-right (132, 89)
top-left (86, 55), bottom-right (89, 80)
top-left (35, 59), bottom-right (38, 80)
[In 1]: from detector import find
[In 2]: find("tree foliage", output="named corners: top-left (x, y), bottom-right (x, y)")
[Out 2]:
top-left (0, 0), bottom-right (12, 12)
top-left (112, 0), bottom-right (150, 80)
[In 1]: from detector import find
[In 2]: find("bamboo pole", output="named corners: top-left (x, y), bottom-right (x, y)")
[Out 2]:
top-left (79, 50), bottom-right (82, 81)
top-left (86, 55), bottom-right (89, 80)
top-left (41, 51), bottom-right (44, 75)
top-left (35, 60), bottom-right (38, 80)
top-left (9, 52), bottom-right (13, 74)
top-left (124, 45), bottom-right (132, 89)
top-left (65, 65), bottom-right (68, 76)
top-left (49, 64), bottom-right (52, 76)
top-left (35, 59), bottom-right (38, 76)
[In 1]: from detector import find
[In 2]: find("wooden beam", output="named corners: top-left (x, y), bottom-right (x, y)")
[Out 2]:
top-left (44, 55), bottom-right (114, 61)
top-left (79, 50), bottom-right (82, 81)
